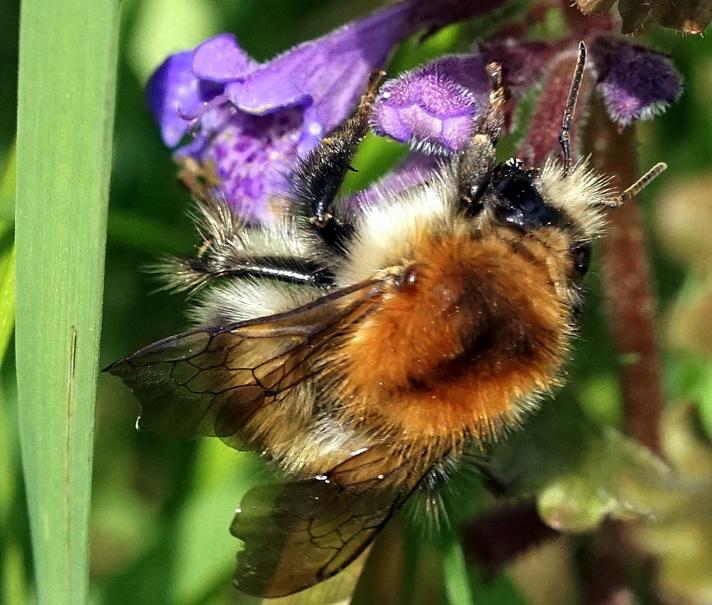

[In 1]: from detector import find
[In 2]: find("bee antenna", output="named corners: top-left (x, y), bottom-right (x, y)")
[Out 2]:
top-left (560, 41), bottom-right (587, 177)
top-left (604, 162), bottom-right (668, 207)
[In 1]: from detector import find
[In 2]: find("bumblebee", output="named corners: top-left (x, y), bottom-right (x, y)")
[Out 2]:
top-left (108, 43), bottom-right (665, 597)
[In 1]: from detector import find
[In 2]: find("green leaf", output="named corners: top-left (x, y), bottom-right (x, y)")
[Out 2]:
top-left (632, 404), bottom-right (712, 604)
top-left (15, 2), bottom-right (119, 604)
top-left (489, 399), bottom-right (672, 532)
top-left (535, 428), bottom-right (666, 532)
top-left (669, 354), bottom-right (712, 440)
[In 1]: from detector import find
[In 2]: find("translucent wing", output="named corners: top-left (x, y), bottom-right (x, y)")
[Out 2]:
top-left (106, 279), bottom-right (385, 449)
top-left (231, 444), bottom-right (424, 598)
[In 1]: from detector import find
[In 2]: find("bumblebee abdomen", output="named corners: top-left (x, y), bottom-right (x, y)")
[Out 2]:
top-left (342, 230), bottom-right (572, 443)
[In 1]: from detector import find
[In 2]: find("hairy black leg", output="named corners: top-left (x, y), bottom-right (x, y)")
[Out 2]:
top-left (479, 62), bottom-right (506, 144)
top-left (155, 255), bottom-right (335, 292)
top-left (291, 72), bottom-right (385, 251)
top-left (456, 63), bottom-right (506, 212)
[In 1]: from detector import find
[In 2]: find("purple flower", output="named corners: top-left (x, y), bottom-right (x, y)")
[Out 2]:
top-left (371, 41), bottom-right (554, 154)
top-left (147, 49), bottom-right (227, 148)
top-left (371, 55), bottom-right (490, 154)
top-left (147, 0), bottom-right (509, 222)
top-left (591, 37), bottom-right (682, 128)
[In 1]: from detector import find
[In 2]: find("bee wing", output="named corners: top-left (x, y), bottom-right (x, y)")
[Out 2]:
top-left (106, 278), bottom-right (385, 449)
top-left (231, 444), bottom-right (421, 598)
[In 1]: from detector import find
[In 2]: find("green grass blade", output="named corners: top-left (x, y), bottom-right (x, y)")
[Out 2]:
top-left (0, 245), bottom-right (14, 360)
top-left (441, 530), bottom-right (475, 605)
top-left (0, 142), bottom-right (15, 225)
top-left (0, 244), bottom-right (25, 605)
top-left (15, 2), bottom-right (120, 603)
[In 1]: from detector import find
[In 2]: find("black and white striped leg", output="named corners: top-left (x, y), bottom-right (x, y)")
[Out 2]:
top-left (157, 255), bottom-right (335, 292)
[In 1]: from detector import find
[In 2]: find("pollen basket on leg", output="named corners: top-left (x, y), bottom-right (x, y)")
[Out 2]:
top-left (338, 231), bottom-right (571, 445)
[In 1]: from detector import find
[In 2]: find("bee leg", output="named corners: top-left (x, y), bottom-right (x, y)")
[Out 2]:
top-left (480, 62), bottom-right (506, 144)
top-left (155, 255), bottom-right (335, 292)
top-left (456, 62), bottom-right (505, 212)
top-left (176, 156), bottom-right (220, 204)
top-left (292, 71), bottom-right (385, 252)
top-left (192, 256), bottom-right (334, 285)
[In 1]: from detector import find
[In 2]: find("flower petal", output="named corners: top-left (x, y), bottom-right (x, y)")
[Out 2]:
top-left (175, 105), bottom-right (308, 223)
top-left (147, 51), bottom-right (221, 147)
top-left (371, 41), bottom-right (557, 154)
top-left (371, 55), bottom-right (489, 154)
top-left (225, 2), bottom-right (411, 130)
top-left (591, 37), bottom-right (682, 127)
top-left (192, 33), bottom-right (258, 83)
top-left (147, 0), bottom-right (521, 223)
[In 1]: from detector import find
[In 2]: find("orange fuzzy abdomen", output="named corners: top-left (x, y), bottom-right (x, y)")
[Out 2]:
top-left (341, 230), bottom-right (571, 444)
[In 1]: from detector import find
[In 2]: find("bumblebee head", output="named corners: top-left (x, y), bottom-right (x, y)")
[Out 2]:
top-left (488, 159), bottom-right (564, 232)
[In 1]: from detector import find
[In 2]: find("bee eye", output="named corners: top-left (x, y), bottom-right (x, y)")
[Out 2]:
top-left (492, 169), bottom-right (561, 230)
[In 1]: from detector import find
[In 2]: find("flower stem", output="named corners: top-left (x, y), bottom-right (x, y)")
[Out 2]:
top-left (517, 47), bottom-right (594, 167)
top-left (586, 100), bottom-right (665, 455)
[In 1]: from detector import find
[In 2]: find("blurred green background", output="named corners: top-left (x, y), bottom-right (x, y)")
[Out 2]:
top-left (3, 0), bottom-right (712, 604)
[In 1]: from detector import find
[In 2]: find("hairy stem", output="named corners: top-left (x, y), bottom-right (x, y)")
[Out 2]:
top-left (586, 100), bottom-right (665, 455)
top-left (517, 46), bottom-right (594, 167)
top-left (461, 500), bottom-right (557, 577)
top-left (581, 523), bottom-right (635, 605)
